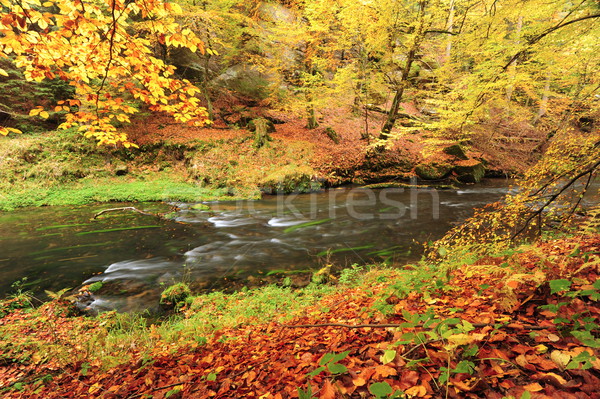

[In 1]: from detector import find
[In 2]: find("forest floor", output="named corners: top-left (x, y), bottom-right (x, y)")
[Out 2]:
top-left (1, 231), bottom-right (599, 398)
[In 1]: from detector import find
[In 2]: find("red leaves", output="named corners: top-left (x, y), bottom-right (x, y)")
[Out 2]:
top-left (1, 235), bottom-right (599, 398)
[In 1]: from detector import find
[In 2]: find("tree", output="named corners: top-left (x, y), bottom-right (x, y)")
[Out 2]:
top-left (0, 0), bottom-right (213, 146)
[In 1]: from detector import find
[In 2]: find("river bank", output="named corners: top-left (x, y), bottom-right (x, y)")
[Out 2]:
top-left (1, 230), bottom-right (598, 398)
top-left (0, 107), bottom-right (541, 212)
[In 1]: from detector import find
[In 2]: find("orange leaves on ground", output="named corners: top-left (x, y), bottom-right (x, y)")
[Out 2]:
top-left (1, 234), bottom-right (599, 398)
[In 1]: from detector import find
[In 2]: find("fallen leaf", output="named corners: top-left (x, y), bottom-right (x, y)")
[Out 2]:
top-left (550, 350), bottom-right (571, 369)
top-left (352, 376), bottom-right (367, 387)
top-left (523, 382), bottom-right (543, 392)
top-left (547, 333), bottom-right (560, 342)
top-left (405, 385), bottom-right (427, 397)
top-left (445, 333), bottom-right (487, 350)
top-left (320, 380), bottom-right (336, 399)
top-left (374, 365), bottom-right (397, 378)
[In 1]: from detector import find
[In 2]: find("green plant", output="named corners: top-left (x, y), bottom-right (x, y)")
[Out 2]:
top-left (160, 283), bottom-right (192, 309)
top-left (307, 350), bottom-right (350, 378)
top-left (338, 264), bottom-right (365, 286)
top-left (540, 278), bottom-right (600, 349)
top-left (369, 381), bottom-right (405, 398)
top-left (88, 282), bottom-right (103, 293)
top-left (0, 278), bottom-right (35, 317)
top-left (297, 384), bottom-right (316, 399)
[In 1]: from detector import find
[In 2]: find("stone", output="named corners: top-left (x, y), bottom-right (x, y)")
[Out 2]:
top-left (443, 144), bottom-right (469, 160)
top-left (191, 203), bottom-right (211, 211)
top-left (415, 162), bottom-right (453, 180)
top-left (114, 164), bottom-right (128, 176)
top-left (454, 160), bottom-right (486, 183)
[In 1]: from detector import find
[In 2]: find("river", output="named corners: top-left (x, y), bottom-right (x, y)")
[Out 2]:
top-left (0, 180), bottom-right (514, 311)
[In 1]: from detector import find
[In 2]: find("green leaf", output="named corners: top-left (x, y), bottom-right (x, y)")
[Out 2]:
top-left (438, 247), bottom-right (448, 257)
top-left (330, 350), bottom-right (351, 363)
top-left (319, 353), bottom-right (334, 366)
top-left (380, 349), bottom-right (396, 365)
top-left (571, 331), bottom-right (600, 348)
top-left (306, 366), bottom-right (325, 378)
top-left (165, 388), bottom-right (181, 398)
top-left (297, 385), bottom-right (314, 399)
top-left (454, 360), bottom-right (476, 374)
top-left (327, 363), bottom-right (348, 374)
top-left (438, 367), bottom-right (449, 384)
top-left (461, 319), bottom-right (475, 332)
top-left (520, 391), bottom-right (532, 399)
top-left (549, 279), bottom-right (572, 294)
top-left (369, 382), bottom-right (393, 397)
top-left (566, 351), bottom-right (595, 370)
top-left (462, 345), bottom-right (479, 358)
top-left (568, 247), bottom-right (581, 257)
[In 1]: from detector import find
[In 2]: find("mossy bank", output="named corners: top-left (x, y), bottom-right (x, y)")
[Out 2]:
top-left (0, 130), bottom-right (321, 211)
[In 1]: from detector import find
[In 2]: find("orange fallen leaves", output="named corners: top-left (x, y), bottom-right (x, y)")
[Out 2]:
top-left (1, 234), bottom-right (599, 398)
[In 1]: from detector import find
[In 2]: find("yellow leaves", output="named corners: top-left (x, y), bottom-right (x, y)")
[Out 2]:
top-left (550, 350), bottom-right (571, 369)
top-left (88, 382), bottom-right (102, 395)
top-left (444, 333), bottom-right (487, 351)
top-left (29, 107), bottom-right (49, 119)
top-left (0, 127), bottom-right (23, 136)
top-left (1, 0), bottom-right (209, 146)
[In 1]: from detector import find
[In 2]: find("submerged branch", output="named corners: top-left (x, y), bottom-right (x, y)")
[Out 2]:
top-left (92, 207), bottom-right (160, 220)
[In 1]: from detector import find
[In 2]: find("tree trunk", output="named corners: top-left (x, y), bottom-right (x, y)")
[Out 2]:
top-left (379, 48), bottom-right (416, 139)
top-left (532, 74), bottom-right (550, 125)
top-left (379, 1), bottom-right (426, 140)
top-left (306, 93), bottom-right (319, 129)
top-left (252, 118), bottom-right (273, 149)
top-left (506, 15), bottom-right (523, 103)
top-left (444, 0), bottom-right (455, 63)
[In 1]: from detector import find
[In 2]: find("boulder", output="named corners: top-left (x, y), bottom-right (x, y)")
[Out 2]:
top-left (114, 164), bottom-right (128, 176)
top-left (454, 160), bottom-right (486, 183)
top-left (443, 144), bottom-right (469, 160)
top-left (415, 162), bottom-right (453, 180)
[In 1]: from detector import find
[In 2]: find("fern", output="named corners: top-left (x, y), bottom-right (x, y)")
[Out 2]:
top-left (582, 205), bottom-right (600, 233)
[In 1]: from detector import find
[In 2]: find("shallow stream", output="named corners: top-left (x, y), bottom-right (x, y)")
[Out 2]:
top-left (0, 180), bottom-right (514, 311)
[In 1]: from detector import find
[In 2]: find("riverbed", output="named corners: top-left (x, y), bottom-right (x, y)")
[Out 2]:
top-left (0, 180), bottom-right (514, 311)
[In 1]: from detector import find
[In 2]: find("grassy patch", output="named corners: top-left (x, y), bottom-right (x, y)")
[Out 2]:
top-left (0, 130), bottom-right (319, 211)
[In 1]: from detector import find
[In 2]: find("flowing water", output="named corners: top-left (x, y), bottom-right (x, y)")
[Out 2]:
top-left (0, 180), bottom-right (515, 311)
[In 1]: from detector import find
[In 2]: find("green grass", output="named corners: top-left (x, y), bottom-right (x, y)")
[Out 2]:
top-left (0, 129), bottom-right (317, 211)
top-left (0, 178), bottom-right (248, 211)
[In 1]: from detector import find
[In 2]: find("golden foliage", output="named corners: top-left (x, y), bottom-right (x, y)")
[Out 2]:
top-left (0, 0), bottom-right (211, 145)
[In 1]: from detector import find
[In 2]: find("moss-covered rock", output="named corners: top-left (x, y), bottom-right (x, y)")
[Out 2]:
top-left (454, 160), bottom-right (486, 183)
top-left (160, 283), bottom-right (191, 310)
top-left (443, 144), bottom-right (469, 160)
top-left (191, 203), bottom-right (211, 211)
top-left (415, 162), bottom-right (453, 180)
top-left (259, 165), bottom-right (321, 194)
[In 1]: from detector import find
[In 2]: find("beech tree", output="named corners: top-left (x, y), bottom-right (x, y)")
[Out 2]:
top-left (0, 0), bottom-right (213, 146)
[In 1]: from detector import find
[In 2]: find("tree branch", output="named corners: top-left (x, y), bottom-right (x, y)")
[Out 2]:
top-left (92, 207), bottom-right (160, 219)
top-left (283, 322), bottom-right (550, 330)
top-left (424, 29), bottom-right (459, 35)
top-left (512, 159), bottom-right (600, 239)
top-left (501, 13), bottom-right (600, 71)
